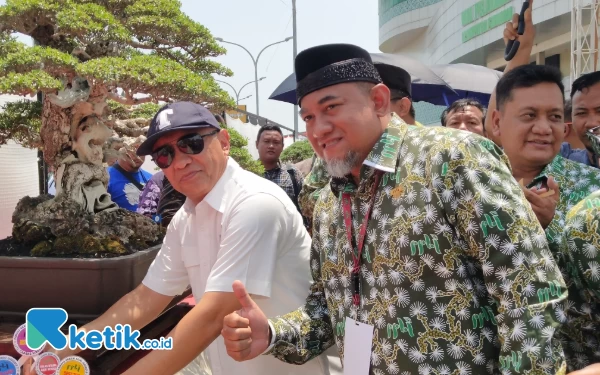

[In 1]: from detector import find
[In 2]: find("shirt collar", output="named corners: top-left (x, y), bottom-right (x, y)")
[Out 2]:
top-left (526, 154), bottom-right (564, 188)
top-left (183, 157), bottom-right (239, 213)
top-left (264, 160), bottom-right (282, 173)
top-left (330, 114), bottom-right (408, 195)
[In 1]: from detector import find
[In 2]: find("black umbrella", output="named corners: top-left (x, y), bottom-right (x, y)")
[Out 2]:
top-left (269, 52), bottom-right (456, 105)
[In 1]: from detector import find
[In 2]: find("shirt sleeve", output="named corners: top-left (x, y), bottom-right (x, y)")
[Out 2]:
top-left (142, 214), bottom-right (189, 296)
top-left (298, 157), bottom-right (330, 233)
top-left (204, 193), bottom-right (292, 298)
top-left (266, 194), bottom-right (335, 364)
top-left (438, 136), bottom-right (568, 375)
top-left (563, 193), bottom-right (600, 301)
top-left (136, 178), bottom-right (161, 217)
top-left (294, 166), bottom-right (304, 191)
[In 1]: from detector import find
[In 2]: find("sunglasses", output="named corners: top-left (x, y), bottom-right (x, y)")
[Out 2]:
top-left (151, 130), bottom-right (219, 168)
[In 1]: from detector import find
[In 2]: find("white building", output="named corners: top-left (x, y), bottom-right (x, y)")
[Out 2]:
top-left (379, 0), bottom-right (577, 125)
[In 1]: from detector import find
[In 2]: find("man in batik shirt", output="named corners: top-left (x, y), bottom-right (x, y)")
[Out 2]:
top-left (561, 190), bottom-right (600, 372)
top-left (490, 64), bottom-right (600, 254)
top-left (221, 43), bottom-right (567, 375)
top-left (489, 64), bottom-right (600, 372)
top-left (298, 62), bottom-right (421, 231)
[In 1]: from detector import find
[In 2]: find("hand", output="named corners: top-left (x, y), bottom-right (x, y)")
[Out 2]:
top-left (569, 363), bottom-right (600, 375)
top-left (221, 280), bottom-right (270, 362)
top-left (22, 357), bottom-right (35, 375)
top-left (503, 0), bottom-right (535, 48)
top-left (521, 176), bottom-right (559, 229)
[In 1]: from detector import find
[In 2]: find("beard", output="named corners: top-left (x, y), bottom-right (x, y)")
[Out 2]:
top-left (324, 151), bottom-right (360, 178)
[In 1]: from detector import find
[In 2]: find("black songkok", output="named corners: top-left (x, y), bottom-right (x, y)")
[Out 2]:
top-left (295, 43), bottom-right (382, 105)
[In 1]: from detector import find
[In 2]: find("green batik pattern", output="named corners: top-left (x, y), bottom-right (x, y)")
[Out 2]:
top-left (267, 115), bottom-right (568, 375)
top-left (558, 190), bottom-right (600, 371)
top-left (526, 155), bottom-right (600, 254)
top-left (298, 156), bottom-right (328, 235)
top-left (526, 155), bottom-right (600, 371)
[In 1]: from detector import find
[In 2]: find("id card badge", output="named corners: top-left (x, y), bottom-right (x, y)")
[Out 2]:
top-left (343, 317), bottom-right (374, 375)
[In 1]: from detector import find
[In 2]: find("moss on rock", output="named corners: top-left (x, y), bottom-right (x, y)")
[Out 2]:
top-left (12, 221), bottom-right (53, 246)
top-left (101, 238), bottom-right (127, 254)
top-left (80, 235), bottom-right (103, 254)
top-left (30, 241), bottom-right (53, 256)
top-left (53, 236), bottom-right (80, 255)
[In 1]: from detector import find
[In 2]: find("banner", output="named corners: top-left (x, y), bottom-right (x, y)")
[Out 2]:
top-left (226, 105), bottom-right (247, 123)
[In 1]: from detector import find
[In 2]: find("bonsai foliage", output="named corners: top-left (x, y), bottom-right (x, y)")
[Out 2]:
top-left (280, 139), bottom-right (314, 164)
top-left (0, 99), bottom-right (42, 148)
top-left (107, 101), bottom-right (162, 120)
top-left (222, 124), bottom-right (265, 175)
top-left (0, 0), bottom-right (235, 156)
top-left (0, 0), bottom-right (234, 96)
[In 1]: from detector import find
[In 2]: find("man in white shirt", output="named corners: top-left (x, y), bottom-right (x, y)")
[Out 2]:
top-left (32, 102), bottom-right (339, 375)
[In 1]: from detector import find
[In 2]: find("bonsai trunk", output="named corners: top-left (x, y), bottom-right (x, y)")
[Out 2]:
top-left (10, 78), bottom-right (162, 257)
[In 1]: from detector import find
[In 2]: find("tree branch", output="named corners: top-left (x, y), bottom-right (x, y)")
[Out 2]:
top-left (107, 92), bottom-right (154, 105)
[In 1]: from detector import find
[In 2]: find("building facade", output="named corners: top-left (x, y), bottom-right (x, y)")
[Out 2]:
top-left (380, 0), bottom-right (576, 125)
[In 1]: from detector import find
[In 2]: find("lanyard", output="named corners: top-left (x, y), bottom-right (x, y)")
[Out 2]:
top-left (341, 171), bottom-right (383, 307)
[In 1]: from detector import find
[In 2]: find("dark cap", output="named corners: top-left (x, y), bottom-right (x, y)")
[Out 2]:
top-left (375, 63), bottom-right (412, 97)
top-left (295, 43), bottom-right (382, 105)
top-left (136, 101), bottom-right (220, 156)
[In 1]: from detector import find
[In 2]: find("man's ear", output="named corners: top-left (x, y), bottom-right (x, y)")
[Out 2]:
top-left (371, 83), bottom-right (391, 117)
top-left (491, 109), bottom-right (502, 138)
top-left (396, 97), bottom-right (412, 118)
top-left (218, 129), bottom-right (231, 155)
top-left (564, 123), bottom-right (571, 137)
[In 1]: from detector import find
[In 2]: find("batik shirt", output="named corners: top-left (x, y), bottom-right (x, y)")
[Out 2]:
top-left (298, 156), bottom-right (329, 233)
top-left (526, 155), bottom-right (600, 255)
top-left (558, 190), bottom-right (600, 371)
top-left (523, 156), bottom-right (600, 371)
top-left (268, 115), bottom-right (567, 375)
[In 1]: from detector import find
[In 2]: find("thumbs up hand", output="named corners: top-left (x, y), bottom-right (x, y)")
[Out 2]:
top-left (222, 280), bottom-right (271, 361)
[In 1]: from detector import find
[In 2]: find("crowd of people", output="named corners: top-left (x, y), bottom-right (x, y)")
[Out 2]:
top-left (25, 2), bottom-right (600, 375)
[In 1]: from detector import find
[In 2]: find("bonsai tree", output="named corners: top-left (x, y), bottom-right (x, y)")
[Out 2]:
top-left (0, 99), bottom-right (42, 148)
top-left (223, 124), bottom-right (264, 175)
top-left (280, 139), bottom-right (314, 164)
top-left (0, 0), bottom-right (235, 257)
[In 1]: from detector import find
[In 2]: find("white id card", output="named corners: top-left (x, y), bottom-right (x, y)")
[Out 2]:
top-left (343, 317), bottom-right (374, 375)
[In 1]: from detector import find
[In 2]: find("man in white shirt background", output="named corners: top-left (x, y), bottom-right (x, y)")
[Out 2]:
top-left (28, 101), bottom-right (340, 375)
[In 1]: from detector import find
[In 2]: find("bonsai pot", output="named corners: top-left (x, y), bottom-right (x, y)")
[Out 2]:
top-left (0, 245), bottom-right (162, 320)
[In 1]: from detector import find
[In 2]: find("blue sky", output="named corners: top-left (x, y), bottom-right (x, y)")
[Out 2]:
top-left (1, 0), bottom-right (380, 135)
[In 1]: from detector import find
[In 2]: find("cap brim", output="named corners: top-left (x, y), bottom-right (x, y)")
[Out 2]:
top-left (136, 124), bottom-right (215, 156)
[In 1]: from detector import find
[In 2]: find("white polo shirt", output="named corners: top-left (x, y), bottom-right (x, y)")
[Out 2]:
top-left (143, 158), bottom-right (340, 375)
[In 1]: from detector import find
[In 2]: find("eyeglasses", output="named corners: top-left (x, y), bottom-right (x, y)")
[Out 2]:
top-left (151, 130), bottom-right (219, 168)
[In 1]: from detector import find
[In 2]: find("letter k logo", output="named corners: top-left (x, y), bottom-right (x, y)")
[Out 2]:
top-left (26, 308), bottom-right (68, 350)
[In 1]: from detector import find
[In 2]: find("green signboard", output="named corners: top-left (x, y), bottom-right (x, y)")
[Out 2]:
top-left (462, 0), bottom-right (512, 26)
top-left (462, 6), bottom-right (514, 43)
